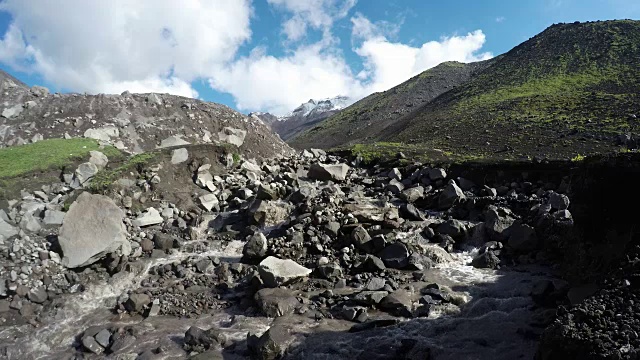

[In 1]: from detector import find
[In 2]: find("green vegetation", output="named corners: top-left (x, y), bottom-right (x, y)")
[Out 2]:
top-left (343, 142), bottom-right (489, 165)
top-left (571, 154), bottom-right (586, 162)
top-left (0, 138), bottom-right (122, 179)
top-left (232, 152), bottom-right (241, 164)
top-left (86, 152), bottom-right (157, 192)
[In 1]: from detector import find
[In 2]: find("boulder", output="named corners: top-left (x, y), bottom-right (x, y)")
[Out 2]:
top-left (549, 192), bottom-right (570, 210)
top-left (153, 233), bottom-right (176, 250)
top-left (199, 194), bottom-right (219, 212)
top-left (400, 203), bottom-right (425, 221)
top-left (254, 288), bottom-right (300, 317)
top-left (243, 232), bottom-right (268, 260)
top-left (171, 148), bottom-right (189, 164)
top-left (159, 135), bottom-right (190, 148)
top-left (84, 127), bottom-right (119, 142)
top-left (74, 162), bottom-right (99, 185)
top-left (218, 127), bottom-right (247, 147)
top-left (471, 251), bottom-right (500, 269)
top-left (184, 326), bottom-right (227, 352)
top-left (28, 287), bottom-right (48, 304)
top-left (146, 93), bottom-right (163, 106)
top-left (428, 168), bottom-right (447, 181)
top-left (125, 293), bottom-right (151, 313)
top-left (400, 186), bottom-right (424, 203)
top-left (379, 290), bottom-right (413, 317)
top-left (378, 242), bottom-right (410, 269)
top-left (30, 85), bottom-right (49, 97)
top-left (508, 223), bottom-right (539, 251)
top-left (0, 218), bottom-right (18, 241)
top-left (438, 181), bottom-right (466, 209)
top-left (249, 200), bottom-right (292, 227)
top-left (485, 206), bottom-right (515, 241)
top-left (88, 151), bottom-right (108, 169)
top-left (19, 212), bottom-right (41, 233)
top-left (249, 324), bottom-right (294, 360)
top-left (258, 256), bottom-right (312, 287)
top-left (1, 104), bottom-right (23, 119)
top-left (308, 163), bottom-right (349, 182)
top-left (351, 226), bottom-right (372, 252)
top-left (131, 208), bottom-right (164, 227)
top-left (58, 192), bottom-right (128, 268)
top-left (43, 209), bottom-right (65, 225)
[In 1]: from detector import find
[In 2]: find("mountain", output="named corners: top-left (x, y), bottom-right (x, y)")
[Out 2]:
top-left (291, 20), bottom-right (640, 160)
top-left (288, 61), bottom-right (493, 149)
top-left (253, 96), bottom-right (352, 141)
top-left (0, 69), bottom-right (292, 158)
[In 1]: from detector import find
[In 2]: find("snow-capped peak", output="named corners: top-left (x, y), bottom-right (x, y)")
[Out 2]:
top-left (279, 95), bottom-right (352, 120)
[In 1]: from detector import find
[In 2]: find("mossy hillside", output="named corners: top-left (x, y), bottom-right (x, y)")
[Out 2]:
top-left (385, 20), bottom-right (640, 159)
top-left (0, 138), bottom-right (122, 179)
top-left (86, 152), bottom-right (157, 193)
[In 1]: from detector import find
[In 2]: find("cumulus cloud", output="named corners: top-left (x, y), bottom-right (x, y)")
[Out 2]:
top-left (0, 2), bottom-right (492, 116)
top-left (268, 0), bottom-right (357, 41)
top-left (0, 0), bottom-right (253, 97)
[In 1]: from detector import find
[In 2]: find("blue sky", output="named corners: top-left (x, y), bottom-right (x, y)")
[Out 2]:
top-left (0, 0), bottom-right (638, 115)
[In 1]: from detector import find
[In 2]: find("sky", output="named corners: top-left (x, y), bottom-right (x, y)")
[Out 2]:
top-left (0, 0), bottom-right (638, 115)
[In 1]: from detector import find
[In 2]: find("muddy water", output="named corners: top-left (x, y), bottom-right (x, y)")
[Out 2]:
top-left (0, 235), bottom-right (557, 359)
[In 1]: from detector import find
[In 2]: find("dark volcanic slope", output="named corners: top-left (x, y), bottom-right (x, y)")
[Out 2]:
top-left (293, 20), bottom-right (640, 160)
top-left (383, 20), bottom-right (640, 159)
top-left (0, 70), bottom-right (292, 158)
top-left (289, 60), bottom-right (492, 149)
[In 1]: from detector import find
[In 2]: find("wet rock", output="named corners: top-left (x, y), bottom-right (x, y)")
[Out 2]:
top-left (308, 163), bottom-right (349, 182)
top-left (485, 206), bottom-right (515, 241)
top-left (132, 207), bottom-right (164, 227)
top-left (400, 203), bottom-right (425, 221)
top-left (243, 232), bottom-right (268, 260)
top-left (95, 329), bottom-right (112, 348)
top-left (27, 287), bottom-right (47, 304)
top-left (471, 251), bottom-right (500, 269)
top-left (171, 148), bottom-right (189, 164)
top-left (109, 334), bottom-right (136, 353)
top-left (316, 263), bottom-right (343, 280)
top-left (258, 256), bottom-right (312, 287)
top-left (438, 181), bottom-right (466, 209)
top-left (508, 223), bottom-right (538, 251)
top-left (195, 259), bottom-right (214, 273)
top-left (549, 192), bottom-right (570, 210)
top-left (218, 127), bottom-right (247, 147)
top-left (353, 291), bottom-right (388, 305)
top-left (153, 233), bottom-right (176, 250)
top-left (254, 288), bottom-right (300, 317)
top-left (379, 290), bottom-right (413, 317)
top-left (82, 336), bottom-right (105, 355)
top-left (184, 326), bottom-right (227, 351)
top-left (379, 242), bottom-right (410, 269)
top-left (59, 192), bottom-right (128, 268)
top-left (437, 219), bottom-right (467, 239)
top-left (125, 293), bottom-right (151, 313)
top-left (348, 319), bottom-right (400, 333)
top-left (249, 324), bottom-right (294, 360)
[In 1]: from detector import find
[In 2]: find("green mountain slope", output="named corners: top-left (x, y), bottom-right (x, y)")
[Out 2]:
top-left (295, 20), bottom-right (640, 160)
top-left (288, 60), bottom-right (493, 149)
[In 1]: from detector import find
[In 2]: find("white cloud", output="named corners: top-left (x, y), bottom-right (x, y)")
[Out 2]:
top-left (268, 0), bottom-right (357, 41)
top-left (496, 16), bottom-right (506, 23)
top-left (0, 0), bottom-right (253, 97)
top-left (0, 3), bottom-right (492, 116)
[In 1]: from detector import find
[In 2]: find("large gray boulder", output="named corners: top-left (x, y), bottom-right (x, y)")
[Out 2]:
top-left (1, 104), bottom-right (23, 119)
top-left (73, 162), bottom-right (99, 185)
top-left (159, 135), bottom-right (190, 148)
top-left (0, 218), bottom-right (18, 241)
top-left (249, 200), bottom-right (292, 227)
top-left (258, 256), bottom-right (312, 287)
top-left (438, 180), bottom-right (466, 209)
top-left (308, 163), bottom-right (349, 182)
top-left (84, 127), bottom-right (119, 142)
top-left (218, 127), bottom-right (247, 147)
top-left (131, 207), bottom-right (163, 227)
top-left (254, 288), bottom-right (300, 317)
top-left (58, 192), bottom-right (128, 268)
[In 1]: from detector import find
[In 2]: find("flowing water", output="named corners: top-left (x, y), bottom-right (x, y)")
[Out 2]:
top-left (0, 233), bottom-right (558, 359)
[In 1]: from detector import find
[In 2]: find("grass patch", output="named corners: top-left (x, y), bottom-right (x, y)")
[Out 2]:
top-left (86, 152), bottom-right (157, 193)
top-left (0, 138), bottom-right (122, 179)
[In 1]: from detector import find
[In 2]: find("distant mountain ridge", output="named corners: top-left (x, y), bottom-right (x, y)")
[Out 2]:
top-left (251, 95), bottom-right (352, 141)
top-left (290, 20), bottom-right (640, 160)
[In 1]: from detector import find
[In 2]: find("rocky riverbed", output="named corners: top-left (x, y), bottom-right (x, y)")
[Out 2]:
top-left (0, 148), bottom-right (637, 359)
